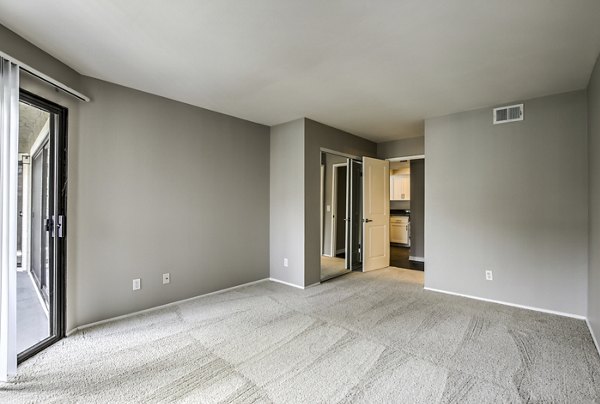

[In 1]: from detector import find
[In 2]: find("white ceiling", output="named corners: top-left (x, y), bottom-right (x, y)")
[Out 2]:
top-left (1, 1), bottom-right (600, 142)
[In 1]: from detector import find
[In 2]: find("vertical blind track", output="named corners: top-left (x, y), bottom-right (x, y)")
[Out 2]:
top-left (0, 50), bottom-right (90, 102)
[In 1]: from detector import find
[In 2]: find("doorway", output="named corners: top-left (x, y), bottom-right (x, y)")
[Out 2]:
top-left (388, 156), bottom-right (425, 272)
top-left (320, 152), bottom-right (362, 280)
top-left (17, 90), bottom-right (67, 363)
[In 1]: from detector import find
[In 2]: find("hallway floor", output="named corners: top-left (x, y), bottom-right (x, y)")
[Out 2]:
top-left (17, 270), bottom-right (49, 353)
top-left (390, 245), bottom-right (424, 271)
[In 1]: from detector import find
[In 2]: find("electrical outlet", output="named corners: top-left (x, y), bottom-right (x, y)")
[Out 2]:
top-left (133, 278), bottom-right (141, 290)
top-left (283, 258), bottom-right (289, 267)
top-left (485, 270), bottom-right (493, 281)
top-left (163, 273), bottom-right (170, 284)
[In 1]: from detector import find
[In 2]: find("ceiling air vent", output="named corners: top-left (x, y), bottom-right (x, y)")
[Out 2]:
top-left (493, 104), bottom-right (523, 124)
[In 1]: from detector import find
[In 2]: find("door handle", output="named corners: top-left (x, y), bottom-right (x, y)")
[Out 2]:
top-left (57, 215), bottom-right (65, 238)
top-left (364, 218), bottom-right (373, 223)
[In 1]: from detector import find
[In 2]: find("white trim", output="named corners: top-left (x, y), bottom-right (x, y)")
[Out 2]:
top-left (336, 248), bottom-right (345, 255)
top-left (268, 278), bottom-right (321, 290)
top-left (0, 50), bottom-right (90, 102)
top-left (66, 278), bottom-right (270, 336)
top-left (409, 256), bottom-right (425, 262)
top-left (424, 287), bottom-right (586, 320)
top-left (387, 154), bottom-right (424, 162)
top-left (269, 277), bottom-right (305, 289)
top-left (586, 319), bottom-right (600, 356)
top-left (0, 58), bottom-right (19, 382)
top-left (320, 148), bottom-right (360, 160)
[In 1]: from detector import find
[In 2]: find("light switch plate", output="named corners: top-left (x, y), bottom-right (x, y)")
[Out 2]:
top-left (133, 278), bottom-right (141, 290)
top-left (163, 273), bottom-right (170, 284)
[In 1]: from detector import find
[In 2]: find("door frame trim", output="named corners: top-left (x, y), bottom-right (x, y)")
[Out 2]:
top-left (17, 89), bottom-right (68, 364)
top-left (387, 154), bottom-right (425, 162)
top-left (320, 148), bottom-right (360, 160)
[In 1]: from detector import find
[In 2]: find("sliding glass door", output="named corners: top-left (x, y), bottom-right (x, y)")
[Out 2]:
top-left (16, 90), bottom-right (67, 363)
top-left (320, 152), bottom-right (363, 281)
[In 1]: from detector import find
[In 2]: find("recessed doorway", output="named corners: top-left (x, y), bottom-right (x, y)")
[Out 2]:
top-left (388, 156), bottom-right (425, 273)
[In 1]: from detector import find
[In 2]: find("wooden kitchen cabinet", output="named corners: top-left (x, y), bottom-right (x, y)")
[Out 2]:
top-left (390, 173), bottom-right (410, 201)
top-left (390, 216), bottom-right (409, 244)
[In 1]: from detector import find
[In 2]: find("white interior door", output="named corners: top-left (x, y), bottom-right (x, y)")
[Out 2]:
top-left (362, 157), bottom-right (390, 271)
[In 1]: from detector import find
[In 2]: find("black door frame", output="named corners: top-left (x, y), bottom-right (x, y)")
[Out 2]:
top-left (17, 89), bottom-right (68, 364)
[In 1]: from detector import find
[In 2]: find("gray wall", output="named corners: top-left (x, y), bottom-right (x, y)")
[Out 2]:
top-left (270, 119), bottom-right (305, 287)
top-left (322, 153), bottom-right (347, 256)
top-left (73, 78), bottom-right (270, 326)
top-left (425, 91), bottom-right (588, 316)
top-left (269, 118), bottom-right (376, 287)
top-left (377, 136), bottom-right (424, 159)
top-left (3, 25), bottom-right (271, 330)
top-left (409, 159), bottom-right (425, 259)
top-left (305, 119), bottom-right (377, 285)
top-left (588, 55), bottom-right (600, 342)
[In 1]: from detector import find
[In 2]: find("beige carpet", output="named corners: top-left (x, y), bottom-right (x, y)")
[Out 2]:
top-left (1, 267), bottom-right (599, 403)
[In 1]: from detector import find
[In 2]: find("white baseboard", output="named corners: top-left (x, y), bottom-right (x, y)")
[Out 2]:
top-left (409, 256), bottom-right (425, 262)
top-left (335, 249), bottom-right (345, 255)
top-left (587, 319), bottom-right (600, 356)
top-left (424, 287), bottom-right (586, 320)
top-left (269, 277), bottom-right (305, 289)
top-left (268, 278), bottom-right (322, 290)
top-left (66, 278), bottom-right (270, 336)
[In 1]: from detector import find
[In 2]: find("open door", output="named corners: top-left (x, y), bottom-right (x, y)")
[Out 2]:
top-left (362, 157), bottom-right (390, 271)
